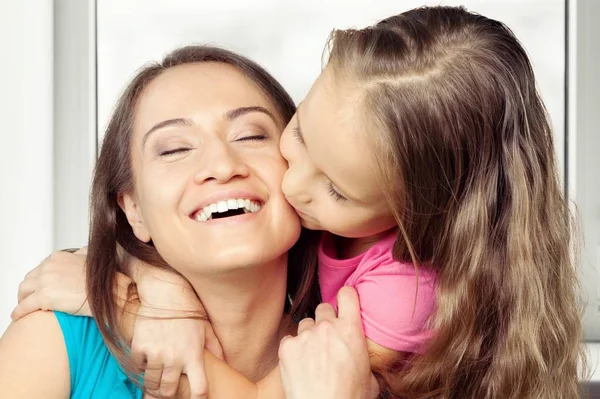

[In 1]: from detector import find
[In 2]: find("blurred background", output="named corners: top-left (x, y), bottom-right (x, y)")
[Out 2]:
top-left (0, 0), bottom-right (598, 383)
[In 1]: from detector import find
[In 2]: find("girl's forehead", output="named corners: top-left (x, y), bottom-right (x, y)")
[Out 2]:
top-left (300, 74), bottom-right (384, 204)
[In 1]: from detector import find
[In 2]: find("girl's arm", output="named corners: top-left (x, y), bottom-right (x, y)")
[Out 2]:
top-left (13, 250), bottom-right (378, 399)
top-left (116, 289), bottom-right (283, 399)
top-left (184, 352), bottom-right (283, 399)
top-left (367, 341), bottom-right (407, 373)
top-left (0, 311), bottom-right (70, 398)
top-left (13, 249), bottom-right (279, 399)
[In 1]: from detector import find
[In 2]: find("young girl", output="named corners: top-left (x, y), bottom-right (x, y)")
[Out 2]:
top-left (13, 5), bottom-right (583, 398)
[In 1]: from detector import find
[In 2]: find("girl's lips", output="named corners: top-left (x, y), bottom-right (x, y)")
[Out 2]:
top-left (295, 209), bottom-right (310, 217)
top-left (294, 208), bottom-right (318, 223)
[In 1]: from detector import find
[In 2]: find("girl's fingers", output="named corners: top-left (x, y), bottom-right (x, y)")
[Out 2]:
top-left (159, 363), bottom-right (184, 398)
top-left (143, 362), bottom-right (164, 392)
top-left (183, 363), bottom-right (209, 399)
top-left (17, 277), bottom-right (37, 303)
top-left (297, 317), bottom-right (316, 333)
top-left (336, 287), bottom-right (361, 326)
top-left (315, 303), bottom-right (337, 323)
top-left (11, 292), bottom-right (42, 321)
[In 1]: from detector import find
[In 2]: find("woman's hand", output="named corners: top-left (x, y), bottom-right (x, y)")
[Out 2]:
top-left (278, 287), bottom-right (379, 399)
top-left (13, 248), bottom-right (90, 320)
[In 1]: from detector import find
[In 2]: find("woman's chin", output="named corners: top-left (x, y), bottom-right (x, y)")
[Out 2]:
top-left (160, 232), bottom-right (299, 277)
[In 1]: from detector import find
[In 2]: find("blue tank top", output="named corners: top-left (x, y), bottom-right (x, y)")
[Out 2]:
top-left (54, 311), bottom-right (143, 398)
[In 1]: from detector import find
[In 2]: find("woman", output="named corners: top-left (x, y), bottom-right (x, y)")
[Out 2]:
top-left (0, 46), bottom-right (375, 398)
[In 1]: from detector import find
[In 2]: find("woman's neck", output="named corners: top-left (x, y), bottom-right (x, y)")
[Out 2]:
top-left (186, 255), bottom-right (291, 381)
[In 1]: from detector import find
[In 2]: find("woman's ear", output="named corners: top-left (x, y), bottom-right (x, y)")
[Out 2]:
top-left (118, 193), bottom-right (151, 242)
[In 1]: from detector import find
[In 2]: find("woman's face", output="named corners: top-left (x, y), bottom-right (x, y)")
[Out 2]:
top-left (120, 62), bottom-right (301, 276)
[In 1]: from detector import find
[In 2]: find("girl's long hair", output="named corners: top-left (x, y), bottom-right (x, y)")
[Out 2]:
top-left (327, 6), bottom-right (584, 398)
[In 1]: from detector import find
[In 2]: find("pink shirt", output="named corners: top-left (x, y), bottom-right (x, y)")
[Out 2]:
top-left (319, 231), bottom-right (436, 353)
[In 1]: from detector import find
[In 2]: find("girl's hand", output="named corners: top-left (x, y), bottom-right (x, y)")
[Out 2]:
top-left (128, 259), bottom-right (224, 399)
top-left (13, 248), bottom-right (90, 320)
top-left (278, 287), bottom-right (379, 399)
top-left (13, 248), bottom-right (223, 399)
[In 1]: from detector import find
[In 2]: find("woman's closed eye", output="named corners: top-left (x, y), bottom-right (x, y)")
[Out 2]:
top-left (159, 147), bottom-right (192, 157)
top-left (235, 134), bottom-right (269, 143)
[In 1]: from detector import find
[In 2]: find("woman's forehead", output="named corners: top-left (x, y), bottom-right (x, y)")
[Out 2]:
top-left (134, 63), bottom-right (276, 131)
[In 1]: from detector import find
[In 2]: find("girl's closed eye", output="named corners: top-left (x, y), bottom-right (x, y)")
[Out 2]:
top-left (292, 126), bottom-right (304, 144)
top-left (327, 181), bottom-right (347, 202)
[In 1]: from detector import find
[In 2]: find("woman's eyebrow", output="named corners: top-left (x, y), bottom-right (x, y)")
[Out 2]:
top-left (225, 106), bottom-right (277, 124)
top-left (141, 106), bottom-right (277, 149)
top-left (142, 117), bottom-right (194, 148)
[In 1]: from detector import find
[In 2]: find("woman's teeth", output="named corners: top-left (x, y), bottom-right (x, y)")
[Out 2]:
top-left (194, 199), bottom-right (262, 222)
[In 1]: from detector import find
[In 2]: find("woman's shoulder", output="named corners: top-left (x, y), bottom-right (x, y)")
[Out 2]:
top-left (53, 311), bottom-right (104, 386)
top-left (53, 310), bottom-right (106, 356)
top-left (52, 311), bottom-right (142, 398)
top-left (0, 311), bottom-right (71, 397)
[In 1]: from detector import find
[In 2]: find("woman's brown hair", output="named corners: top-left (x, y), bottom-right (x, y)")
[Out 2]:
top-left (86, 45), bottom-right (320, 385)
top-left (327, 6), bottom-right (584, 398)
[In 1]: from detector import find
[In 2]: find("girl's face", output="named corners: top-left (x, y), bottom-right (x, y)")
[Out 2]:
top-left (120, 62), bottom-right (301, 276)
top-left (280, 67), bottom-right (396, 238)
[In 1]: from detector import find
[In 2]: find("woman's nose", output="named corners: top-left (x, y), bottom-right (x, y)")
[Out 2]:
top-left (193, 139), bottom-right (249, 184)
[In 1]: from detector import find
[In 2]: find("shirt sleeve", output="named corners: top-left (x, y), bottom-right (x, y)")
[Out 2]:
top-left (352, 259), bottom-right (436, 354)
top-left (54, 311), bottom-right (83, 392)
top-left (53, 311), bottom-right (141, 398)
